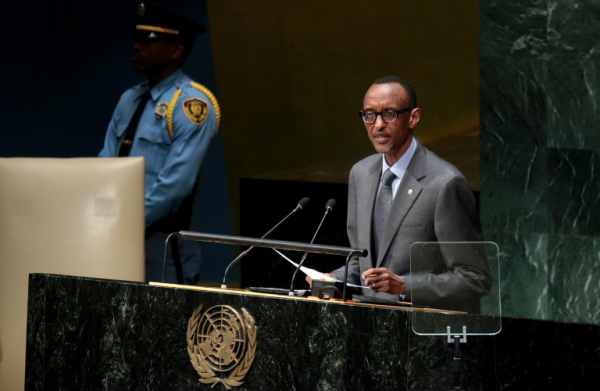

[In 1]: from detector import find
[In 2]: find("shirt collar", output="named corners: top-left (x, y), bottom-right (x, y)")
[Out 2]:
top-left (381, 136), bottom-right (417, 179)
top-left (138, 68), bottom-right (184, 101)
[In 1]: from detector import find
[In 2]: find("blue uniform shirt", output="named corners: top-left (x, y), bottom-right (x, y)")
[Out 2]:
top-left (99, 69), bottom-right (216, 228)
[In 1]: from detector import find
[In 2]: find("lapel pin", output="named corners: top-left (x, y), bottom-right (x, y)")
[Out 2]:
top-left (408, 189), bottom-right (413, 195)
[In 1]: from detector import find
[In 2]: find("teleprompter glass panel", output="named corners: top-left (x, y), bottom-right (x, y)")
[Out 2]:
top-left (409, 242), bottom-right (501, 336)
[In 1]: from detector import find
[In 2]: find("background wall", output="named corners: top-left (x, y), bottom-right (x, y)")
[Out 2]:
top-left (207, 0), bottom-right (480, 228)
top-left (480, 0), bottom-right (600, 324)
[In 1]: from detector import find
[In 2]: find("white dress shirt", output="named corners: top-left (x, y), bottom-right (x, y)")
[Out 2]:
top-left (378, 136), bottom-right (417, 198)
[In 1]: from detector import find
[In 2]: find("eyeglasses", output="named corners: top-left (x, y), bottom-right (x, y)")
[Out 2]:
top-left (358, 108), bottom-right (413, 124)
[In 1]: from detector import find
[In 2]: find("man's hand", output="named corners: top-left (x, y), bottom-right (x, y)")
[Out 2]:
top-left (362, 268), bottom-right (405, 295)
top-left (305, 273), bottom-right (337, 288)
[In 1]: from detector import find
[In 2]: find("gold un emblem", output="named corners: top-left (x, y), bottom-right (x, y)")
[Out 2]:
top-left (187, 304), bottom-right (257, 389)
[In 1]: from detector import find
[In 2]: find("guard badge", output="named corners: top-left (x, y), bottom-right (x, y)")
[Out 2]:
top-left (187, 304), bottom-right (257, 389)
top-left (182, 97), bottom-right (209, 125)
top-left (155, 102), bottom-right (169, 118)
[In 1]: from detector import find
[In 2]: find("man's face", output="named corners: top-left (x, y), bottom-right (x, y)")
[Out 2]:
top-left (132, 38), bottom-right (175, 74)
top-left (363, 83), bottom-right (419, 157)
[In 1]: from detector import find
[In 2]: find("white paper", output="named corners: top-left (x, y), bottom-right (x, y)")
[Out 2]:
top-left (272, 249), bottom-right (371, 289)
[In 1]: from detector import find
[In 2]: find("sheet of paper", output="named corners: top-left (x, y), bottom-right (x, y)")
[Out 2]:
top-left (272, 249), bottom-right (371, 289)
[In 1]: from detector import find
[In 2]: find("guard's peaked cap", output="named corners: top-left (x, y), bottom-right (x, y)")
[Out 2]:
top-left (134, 2), bottom-right (206, 41)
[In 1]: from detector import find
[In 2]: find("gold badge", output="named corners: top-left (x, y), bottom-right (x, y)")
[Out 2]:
top-left (408, 189), bottom-right (413, 195)
top-left (187, 304), bottom-right (257, 389)
top-left (155, 102), bottom-right (168, 118)
top-left (182, 98), bottom-right (209, 125)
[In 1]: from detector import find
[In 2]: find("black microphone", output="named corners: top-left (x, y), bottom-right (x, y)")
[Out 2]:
top-left (288, 199), bottom-right (336, 295)
top-left (220, 197), bottom-right (310, 289)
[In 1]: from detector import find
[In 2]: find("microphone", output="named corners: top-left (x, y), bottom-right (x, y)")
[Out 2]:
top-left (288, 199), bottom-right (336, 295)
top-left (325, 198), bottom-right (336, 212)
top-left (220, 197), bottom-right (310, 289)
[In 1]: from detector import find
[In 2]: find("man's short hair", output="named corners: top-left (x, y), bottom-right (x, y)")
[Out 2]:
top-left (372, 76), bottom-right (417, 108)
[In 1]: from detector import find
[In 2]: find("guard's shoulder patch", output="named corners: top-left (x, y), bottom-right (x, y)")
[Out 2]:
top-left (182, 97), bottom-right (209, 125)
top-left (190, 81), bottom-right (221, 133)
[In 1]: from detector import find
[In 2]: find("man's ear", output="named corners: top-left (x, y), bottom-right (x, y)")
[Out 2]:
top-left (169, 42), bottom-right (185, 61)
top-left (409, 108), bottom-right (421, 129)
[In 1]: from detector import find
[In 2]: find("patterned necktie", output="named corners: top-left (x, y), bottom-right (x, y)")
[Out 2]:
top-left (118, 90), bottom-right (152, 157)
top-left (372, 169), bottom-right (396, 262)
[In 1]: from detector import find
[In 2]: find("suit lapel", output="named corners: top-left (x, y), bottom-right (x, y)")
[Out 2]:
top-left (362, 157), bottom-right (381, 267)
top-left (376, 140), bottom-right (428, 267)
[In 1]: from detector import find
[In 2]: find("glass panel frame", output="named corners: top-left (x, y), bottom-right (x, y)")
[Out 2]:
top-left (409, 241), bottom-right (501, 336)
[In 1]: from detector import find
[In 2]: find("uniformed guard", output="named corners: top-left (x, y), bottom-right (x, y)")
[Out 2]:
top-left (99, 3), bottom-right (221, 285)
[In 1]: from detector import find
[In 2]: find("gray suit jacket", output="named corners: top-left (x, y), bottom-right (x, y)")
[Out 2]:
top-left (331, 140), bottom-right (491, 313)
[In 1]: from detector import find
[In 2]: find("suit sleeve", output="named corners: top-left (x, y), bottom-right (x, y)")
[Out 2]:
top-left (405, 175), bottom-right (492, 309)
top-left (144, 97), bottom-right (215, 228)
top-left (330, 166), bottom-right (361, 285)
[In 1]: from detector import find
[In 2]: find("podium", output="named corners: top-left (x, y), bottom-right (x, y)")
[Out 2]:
top-left (25, 274), bottom-right (500, 390)
top-left (25, 273), bottom-right (600, 390)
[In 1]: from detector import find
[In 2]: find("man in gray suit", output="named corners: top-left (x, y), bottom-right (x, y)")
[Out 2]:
top-left (320, 76), bottom-right (491, 312)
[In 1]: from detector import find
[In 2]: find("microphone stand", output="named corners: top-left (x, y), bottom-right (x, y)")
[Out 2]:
top-left (161, 232), bottom-right (183, 283)
top-left (288, 200), bottom-right (334, 295)
top-left (221, 198), bottom-right (309, 289)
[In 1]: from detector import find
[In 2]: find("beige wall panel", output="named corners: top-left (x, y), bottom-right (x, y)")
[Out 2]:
top-left (0, 158), bottom-right (145, 390)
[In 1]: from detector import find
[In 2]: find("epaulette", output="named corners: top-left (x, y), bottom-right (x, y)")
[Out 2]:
top-left (166, 89), bottom-right (183, 137)
top-left (165, 82), bottom-right (221, 137)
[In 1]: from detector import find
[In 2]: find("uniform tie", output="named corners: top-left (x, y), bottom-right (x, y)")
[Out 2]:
top-left (118, 90), bottom-right (152, 157)
top-left (372, 169), bottom-right (396, 263)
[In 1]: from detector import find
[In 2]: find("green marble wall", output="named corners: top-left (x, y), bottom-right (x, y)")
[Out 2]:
top-left (480, 0), bottom-right (600, 324)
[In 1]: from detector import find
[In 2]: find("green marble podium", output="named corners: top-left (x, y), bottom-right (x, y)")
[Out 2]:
top-left (25, 274), bottom-right (599, 390)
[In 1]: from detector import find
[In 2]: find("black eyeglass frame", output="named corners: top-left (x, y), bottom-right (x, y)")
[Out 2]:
top-left (358, 107), bottom-right (414, 124)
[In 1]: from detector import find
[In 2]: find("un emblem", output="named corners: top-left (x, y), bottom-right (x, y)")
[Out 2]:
top-left (187, 305), bottom-right (257, 389)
